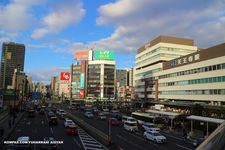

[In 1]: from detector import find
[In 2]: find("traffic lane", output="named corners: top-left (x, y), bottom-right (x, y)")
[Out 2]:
top-left (70, 110), bottom-right (194, 150)
top-left (4, 110), bottom-right (83, 150)
top-left (69, 110), bottom-right (163, 150)
top-left (3, 111), bottom-right (51, 149)
top-left (49, 114), bottom-right (83, 150)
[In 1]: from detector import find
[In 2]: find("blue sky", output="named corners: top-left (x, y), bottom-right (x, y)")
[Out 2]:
top-left (0, 0), bottom-right (225, 83)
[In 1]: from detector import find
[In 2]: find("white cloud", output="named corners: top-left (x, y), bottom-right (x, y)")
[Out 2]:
top-left (93, 0), bottom-right (225, 53)
top-left (32, 0), bottom-right (85, 39)
top-left (0, 37), bottom-right (10, 43)
top-left (0, 0), bottom-right (44, 32)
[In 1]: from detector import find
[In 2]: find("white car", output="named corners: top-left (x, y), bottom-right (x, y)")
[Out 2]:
top-left (98, 113), bottom-right (106, 120)
top-left (142, 122), bottom-right (160, 132)
top-left (84, 112), bottom-right (94, 118)
top-left (64, 119), bottom-right (75, 128)
top-left (124, 121), bottom-right (138, 132)
top-left (143, 131), bottom-right (166, 143)
top-left (56, 109), bottom-right (65, 115)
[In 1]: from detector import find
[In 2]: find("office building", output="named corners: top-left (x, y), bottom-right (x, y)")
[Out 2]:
top-left (87, 50), bottom-right (116, 100)
top-left (0, 42), bottom-right (25, 89)
top-left (155, 43), bottom-right (225, 105)
top-left (134, 35), bottom-right (198, 101)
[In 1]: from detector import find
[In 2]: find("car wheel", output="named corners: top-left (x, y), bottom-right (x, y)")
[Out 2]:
top-left (154, 139), bottom-right (157, 143)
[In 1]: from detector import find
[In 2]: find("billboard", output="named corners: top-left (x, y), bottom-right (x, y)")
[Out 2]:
top-left (80, 73), bottom-right (85, 88)
top-left (93, 50), bottom-right (115, 60)
top-left (74, 50), bottom-right (89, 59)
top-left (60, 72), bottom-right (70, 81)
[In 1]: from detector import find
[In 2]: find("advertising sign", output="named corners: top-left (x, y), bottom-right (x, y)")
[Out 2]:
top-left (74, 50), bottom-right (89, 59)
top-left (80, 60), bottom-right (86, 73)
top-left (93, 50), bottom-right (115, 60)
top-left (80, 73), bottom-right (85, 88)
top-left (80, 90), bottom-right (84, 97)
top-left (60, 72), bottom-right (70, 81)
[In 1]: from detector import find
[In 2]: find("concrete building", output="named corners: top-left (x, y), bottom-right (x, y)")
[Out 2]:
top-left (0, 42), bottom-right (25, 89)
top-left (155, 43), bottom-right (225, 105)
top-left (87, 50), bottom-right (116, 101)
top-left (134, 35), bottom-right (198, 101)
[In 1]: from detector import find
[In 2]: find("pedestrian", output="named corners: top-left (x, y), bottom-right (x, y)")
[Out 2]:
top-left (0, 126), bottom-right (4, 137)
top-left (8, 119), bottom-right (11, 128)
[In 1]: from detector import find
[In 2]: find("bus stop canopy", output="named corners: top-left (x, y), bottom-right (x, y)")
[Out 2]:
top-left (187, 115), bottom-right (225, 124)
top-left (145, 109), bottom-right (180, 119)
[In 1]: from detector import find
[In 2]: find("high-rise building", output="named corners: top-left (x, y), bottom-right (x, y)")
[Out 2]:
top-left (87, 50), bottom-right (116, 100)
top-left (0, 42), bottom-right (25, 89)
top-left (134, 35), bottom-right (198, 101)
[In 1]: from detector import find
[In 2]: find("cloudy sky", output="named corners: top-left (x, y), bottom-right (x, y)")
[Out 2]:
top-left (0, 0), bottom-right (225, 83)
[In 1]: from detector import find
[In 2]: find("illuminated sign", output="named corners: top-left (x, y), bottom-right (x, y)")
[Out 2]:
top-left (171, 53), bottom-right (200, 67)
top-left (80, 73), bottom-right (85, 88)
top-left (60, 72), bottom-right (70, 81)
top-left (80, 90), bottom-right (84, 97)
top-left (93, 50), bottom-right (115, 60)
top-left (74, 50), bottom-right (89, 59)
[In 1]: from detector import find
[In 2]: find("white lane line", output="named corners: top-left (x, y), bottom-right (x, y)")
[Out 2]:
top-left (83, 140), bottom-right (97, 144)
top-left (50, 127), bottom-right (53, 134)
top-left (73, 138), bottom-right (82, 149)
top-left (176, 144), bottom-right (193, 150)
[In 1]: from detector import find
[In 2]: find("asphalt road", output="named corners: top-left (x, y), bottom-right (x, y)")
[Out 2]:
top-left (60, 104), bottom-right (195, 150)
top-left (2, 108), bottom-right (83, 150)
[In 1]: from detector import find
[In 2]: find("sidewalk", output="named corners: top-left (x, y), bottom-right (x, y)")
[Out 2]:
top-left (0, 111), bottom-right (24, 148)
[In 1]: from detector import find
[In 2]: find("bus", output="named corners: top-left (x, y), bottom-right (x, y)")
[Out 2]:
top-left (131, 112), bottom-right (155, 123)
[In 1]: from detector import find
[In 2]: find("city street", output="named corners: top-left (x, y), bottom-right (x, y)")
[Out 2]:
top-left (1, 109), bottom-right (83, 150)
top-left (59, 103), bottom-right (195, 150)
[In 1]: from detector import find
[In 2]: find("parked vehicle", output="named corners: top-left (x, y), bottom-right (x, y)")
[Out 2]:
top-left (142, 122), bottom-right (160, 132)
top-left (124, 121), bottom-right (138, 132)
top-left (84, 112), bottom-right (94, 118)
top-left (49, 117), bottom-right (58, 126)
top-left (109, 118), bottom-right (121, 126)
top-left (67, 125), bottom-right (78, 136)
top-left (64, 119), bottom-right (75, 128)
top-left (98, 113), bottom-right (106, 120)
top-left (143, 131), bottom-right (166, 143)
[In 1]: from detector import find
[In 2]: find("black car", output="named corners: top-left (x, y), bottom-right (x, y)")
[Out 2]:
top-left (41, 137), bottom-right (58, 150)
top-left (49, 117), bottom-right (58, 126)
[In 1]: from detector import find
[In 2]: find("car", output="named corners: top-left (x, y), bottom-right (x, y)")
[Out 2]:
top-left (84, 112), bottom-right (94, 118)
top-left (108, 118), bottom-right (121, 126)
top-left (143, 131), bottom-right (166, 143)
top-left (59, 112), bottom-right (67, 119)
top-left (28, 109), bottom-right (35, 118)
top-left (56, 109), bottom-right (65, 115)
top-left (98, 113), bottom-right (106, 120)
top-left (39, 108), bottom-right (45, 115)
top-left (102, 108), bottom-right (110, 115)
top-left (51, 107), bottom-right (57, 113)
top-left (64, 119), bottom-right (75, 128)
top-left (142, 122), bottom-right (160, 132)
top-left (49, 117), bottom-right (58, 126)
top-left (48, 111), bottom-right (55, 118)
top-left (67, 125), bottom-right (78, 136)
top-left (41, 137), bottom-right (58, 150)
top-left (7, 136), bottom-right (31, 150)
top-left (110, 110), bottom-right (121, 118)
top-left (124, 121), bottom-right (138, 132)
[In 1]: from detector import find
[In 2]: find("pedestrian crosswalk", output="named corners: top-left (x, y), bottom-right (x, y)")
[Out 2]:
top-left (78, 127), bottom-right (108, 150)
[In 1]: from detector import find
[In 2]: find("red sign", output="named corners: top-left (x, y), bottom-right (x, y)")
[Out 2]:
top-left (60, 72), bottom-right (70, 81)
top-left (80, 90), bottom-right (84, 97)
top-left (74, 50), bottom-right (89, 59)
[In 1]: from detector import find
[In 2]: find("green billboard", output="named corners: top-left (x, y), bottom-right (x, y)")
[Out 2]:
top-left (93, 50), bottom-right (115, 60)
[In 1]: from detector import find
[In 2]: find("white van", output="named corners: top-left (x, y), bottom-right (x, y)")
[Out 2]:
top-left (122, 116), bottom-right (137, 124)
top-left (124, 121), bottom-right (138, 132)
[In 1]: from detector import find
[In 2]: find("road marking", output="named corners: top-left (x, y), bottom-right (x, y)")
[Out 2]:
top-left (50, 127), bottom-right (53, 134)
top-left (176, 144), bottom-right (192, 150)
top-left (73, 138), bottom-right (82, 148)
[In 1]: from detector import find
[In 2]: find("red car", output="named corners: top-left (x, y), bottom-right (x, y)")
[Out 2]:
top-left (67, 125), bottom-right (78, 136)
top-left (108, 118), bottom-right (121, 126)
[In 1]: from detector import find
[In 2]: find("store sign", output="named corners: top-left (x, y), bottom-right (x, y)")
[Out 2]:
top-left (80, 73), bottom-right (85, 88)
top-left (93, 50), bottom-right (115, 60)
top-left (171, 53), bottom-right (200, 67)
top-left (60, 72), bottom-right (70, 81)
top-left (74, 50), bottom-right (89, 59)
top-left (80, 90), bottom-right (84, 97)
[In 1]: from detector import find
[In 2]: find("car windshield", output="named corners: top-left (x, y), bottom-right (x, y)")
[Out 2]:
top-left (153, 133), bottom-right (161, 136)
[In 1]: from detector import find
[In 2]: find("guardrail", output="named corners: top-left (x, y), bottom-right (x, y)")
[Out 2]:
top-left (68, 113), bottom-right (119, 149)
